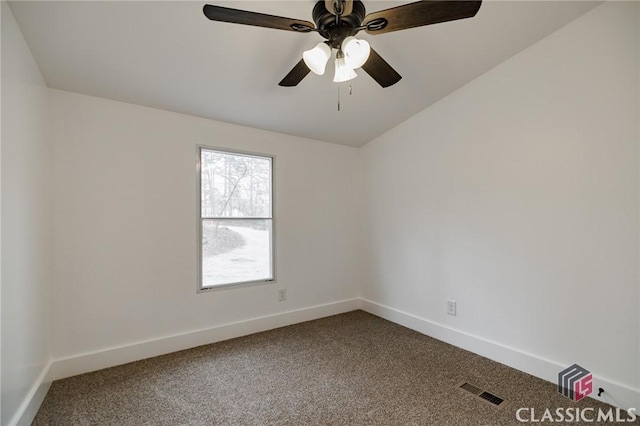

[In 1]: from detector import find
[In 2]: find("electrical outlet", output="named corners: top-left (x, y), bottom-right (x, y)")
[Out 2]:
top-left (278, 289), bottom-right (287, 302)
top-left (447, 300), bottom-right (457, 316)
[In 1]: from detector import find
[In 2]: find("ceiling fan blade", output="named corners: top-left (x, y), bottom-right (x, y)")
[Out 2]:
top-left (361, 48), bottom-right (401, 88)
top-left (279, 59), bottom-right (311, 87)
top-left (203, 4), bottom-right (315, 32)
top-left (363, 1), bottom-right (481, 35)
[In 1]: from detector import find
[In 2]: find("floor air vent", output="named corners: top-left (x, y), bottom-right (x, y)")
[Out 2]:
top-left (456, 381), bottom-right (507, 409)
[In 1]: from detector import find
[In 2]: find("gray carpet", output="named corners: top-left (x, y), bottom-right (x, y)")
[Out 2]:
top-left (34, 311), bottom-right (635, 425)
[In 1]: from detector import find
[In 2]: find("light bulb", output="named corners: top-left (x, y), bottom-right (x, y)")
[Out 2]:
top-left (342, 36), bottom-right (370, 69)
top-left (303, 43), bottom-right (331, 75)
top-left (333, 55), bottom-right (357, 83)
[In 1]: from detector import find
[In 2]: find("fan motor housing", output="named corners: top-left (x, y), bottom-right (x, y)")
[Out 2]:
top-left (313, 0), bottom-right (366, 46)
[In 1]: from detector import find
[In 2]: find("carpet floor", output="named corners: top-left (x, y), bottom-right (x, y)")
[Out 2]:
top-left (34, 310), bottom-right (635, 425)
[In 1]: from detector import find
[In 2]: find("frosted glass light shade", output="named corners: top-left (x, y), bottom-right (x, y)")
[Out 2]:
top-left (303, 43), bottom-right (331, 75)
top-left (333, 56), bottom-right (357, 83)
top-left (342, 36), bottom-right (370, 69)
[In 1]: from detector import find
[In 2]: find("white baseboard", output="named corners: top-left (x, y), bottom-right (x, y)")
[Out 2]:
top-left (8, 361), bottom-right (53, 426)
top-left (359, 298), bottom-right (640, 411)
top-left (52, 298), bottom-right (360, 381)
top-left (14, 297), bottom-right (638, 424)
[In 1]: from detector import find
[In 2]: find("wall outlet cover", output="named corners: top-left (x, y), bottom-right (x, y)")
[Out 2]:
top-left (447, 300), bottom-right (457, 316)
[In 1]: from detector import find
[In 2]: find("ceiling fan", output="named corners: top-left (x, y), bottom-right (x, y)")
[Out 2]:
top-left (203, 0), bottom-right (482, 88)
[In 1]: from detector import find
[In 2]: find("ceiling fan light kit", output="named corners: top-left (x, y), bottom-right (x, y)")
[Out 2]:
top-left (303, 36), bottom-right (370, 80)
top-left (303, 42), bottom-right (332, 75)
top-left (334, 52), bottom-right (358, 83)
top-left (203, 0), bottom-right (482, 88)
top-left (342, 36), bottom-right (371, 69)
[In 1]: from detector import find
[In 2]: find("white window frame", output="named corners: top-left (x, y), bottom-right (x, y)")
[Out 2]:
top-left (196, 145), bottom-right (276, 292)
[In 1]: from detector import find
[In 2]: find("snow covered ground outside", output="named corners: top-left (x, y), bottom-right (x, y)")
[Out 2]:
top-left (202, 225), bottom-right (271, 286)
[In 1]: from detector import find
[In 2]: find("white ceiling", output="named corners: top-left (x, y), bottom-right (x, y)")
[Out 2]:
top-left (9, 0), bottom-right (600, 147)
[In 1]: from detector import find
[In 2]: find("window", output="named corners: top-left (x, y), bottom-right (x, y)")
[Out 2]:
top-left (198, 147), bottom-right (274, 290)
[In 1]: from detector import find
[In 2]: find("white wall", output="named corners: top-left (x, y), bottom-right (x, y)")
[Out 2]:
top-left (1, 3), bottom-right (52, 425)
top-left (48, 89), bottom-right (361, 360)
top-left (361, 1), bottom-right (639, 408)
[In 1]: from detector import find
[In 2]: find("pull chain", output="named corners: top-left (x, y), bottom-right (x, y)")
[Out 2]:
top-left (337, 84), bottom-right (353, 111)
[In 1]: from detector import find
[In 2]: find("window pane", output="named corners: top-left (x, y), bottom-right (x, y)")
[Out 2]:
top-left (201, 150), bottom-right (271, 218)
top-left (201, 219), bottom-right (273, 287)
